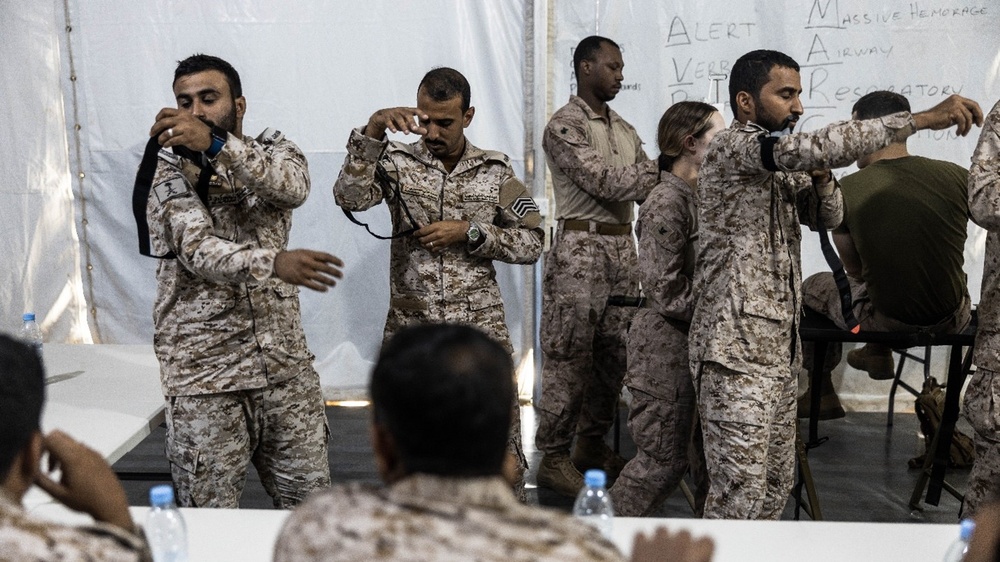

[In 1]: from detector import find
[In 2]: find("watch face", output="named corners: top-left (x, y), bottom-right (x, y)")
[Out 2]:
top-left (467, 223), bottom-right (481, 241)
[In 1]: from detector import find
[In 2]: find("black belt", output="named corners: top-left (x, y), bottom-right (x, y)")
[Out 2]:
top-left (563, 219), bottom-right (632, 236)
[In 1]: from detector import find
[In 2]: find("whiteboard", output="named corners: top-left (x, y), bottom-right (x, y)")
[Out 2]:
top-left (548, 0), bottom-right (1000, 297)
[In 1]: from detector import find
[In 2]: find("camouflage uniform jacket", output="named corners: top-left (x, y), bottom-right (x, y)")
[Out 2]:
top-left (544, 96), bottom-right (659, 223)
top-left (146, 129), bottom-right (315, 396)
top-left (272, 474), bottom-right (625, 561)
top-left (333, 128), bottom-right (543, 345)
top-left (637, 171), bottom-right (697, 323)
top-left (970, 100), bottom-right (1000, 371)
top-left (690, 114), bottom-right (916, 373)
top-left (0, 491), bottom-right (151, 561)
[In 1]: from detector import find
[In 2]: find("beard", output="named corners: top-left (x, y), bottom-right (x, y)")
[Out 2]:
top-left (755, 101), bottom-right (797, 133)
top-left (200, 102), bottom-right (238, 135)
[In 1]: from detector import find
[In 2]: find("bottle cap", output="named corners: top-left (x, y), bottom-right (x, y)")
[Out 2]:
top-left (584, 469), bottom-right (607, 488)
top-left (150, 484), bottom-right (175, 506)
top-left (22, 313), bottom-right (35, 322)
top-left (960, 518), bottom-right (976, 540)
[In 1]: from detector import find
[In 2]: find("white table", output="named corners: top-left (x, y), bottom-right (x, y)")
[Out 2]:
top-left (110, 510), bottom-right (960, 562)
top-left (25, 343), bottom-right (164, 511)
top-left (612, 518), bottom-right (957, 561)
top-left (40, 343), bottom-right (164, 463)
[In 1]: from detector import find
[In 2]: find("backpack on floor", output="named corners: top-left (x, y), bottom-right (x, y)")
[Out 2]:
top-left (908, 376), bottom-right (976, 469)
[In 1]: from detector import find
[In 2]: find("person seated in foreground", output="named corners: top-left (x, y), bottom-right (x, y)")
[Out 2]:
top-left (0, 334), bottom-right (151, 561)
top-left (273, 323), bottom-right (713, 562)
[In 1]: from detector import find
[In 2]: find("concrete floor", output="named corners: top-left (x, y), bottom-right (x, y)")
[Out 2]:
top-left (113, 405), bottom-right (971, 523)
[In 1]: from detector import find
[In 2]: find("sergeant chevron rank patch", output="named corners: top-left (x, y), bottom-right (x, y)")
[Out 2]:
top-left (511, 196), bottom-right (539, 218)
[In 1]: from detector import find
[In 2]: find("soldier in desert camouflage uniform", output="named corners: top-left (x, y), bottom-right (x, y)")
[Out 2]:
top-left (332, 68), bottom-right (543, 499)
top-left (0, 335), bottom-right (151, 561)
top-left (145, 54), bottom-right (344, 508)
top-left (964, 98), bottom-right (1000, 517)
top-left (534, 35), bottom-right (662, 497)
top-left (609, 102), bottom-right (725, 517)
top-left (690, 49), bottom-right (982, 519)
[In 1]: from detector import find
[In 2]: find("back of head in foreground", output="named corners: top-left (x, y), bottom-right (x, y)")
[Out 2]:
top-left (370, 322), bottom-right (513, 481)
top-left (0, 334), bottom-right (45, 497)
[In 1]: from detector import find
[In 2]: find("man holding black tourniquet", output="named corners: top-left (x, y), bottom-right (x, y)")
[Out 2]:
top-left (689, 49), bottom-right (982, 519)
top-left (332, 67), bottom-right (543, 499)
top-left (144, 54), bottom-right (343, 508)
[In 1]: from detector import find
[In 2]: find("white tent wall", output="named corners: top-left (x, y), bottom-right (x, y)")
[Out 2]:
top-left (3, 0), bottom-right (1000, 409)
top-left (1, 2), bottom-right (90, 344)
top-left (4, 0), bottom-right (532, 399)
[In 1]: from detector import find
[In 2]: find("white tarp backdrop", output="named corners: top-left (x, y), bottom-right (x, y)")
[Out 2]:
top-left (2, 0), bottom-right (999, 406)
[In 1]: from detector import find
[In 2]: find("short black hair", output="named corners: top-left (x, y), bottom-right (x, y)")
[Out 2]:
top-left (174, 54), bottom-right (242, 99)
top-left (853, 91), bottom-right (911, 120)
top-left (573, 35), bottom-right (620, 77)
top-left (0, 335), bottom-right (45, 480)
top-left (729, 49), bottom-right (800, 115)
top-left (370, 323), bottom-right (513, 477)
top-left (418, 67), bottom-right (471, 112)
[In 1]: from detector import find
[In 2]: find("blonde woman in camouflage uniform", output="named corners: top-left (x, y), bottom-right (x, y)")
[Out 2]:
top-left (333, 68), bottom-right (543, 500)
top-left (965, 98), bottom-right (1000, 518)
top-left (609, 102), bottom-right (724, 517)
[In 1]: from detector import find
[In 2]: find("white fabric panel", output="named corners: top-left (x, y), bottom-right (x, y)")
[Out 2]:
top-left (549, 1), bottom-right (1000, 410)
top-left (0, 1), bottom-right (90, 343)
top-left (57, 1), bottom-right (527, 397)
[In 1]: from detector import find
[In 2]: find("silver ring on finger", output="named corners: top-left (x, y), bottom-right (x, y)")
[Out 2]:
top-left (167, 128), bottom-right (174, 138)
top-left (429, 241), bottom-right (434, 249)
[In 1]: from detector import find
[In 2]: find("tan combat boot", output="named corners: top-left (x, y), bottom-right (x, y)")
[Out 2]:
top-left (571, 436), bottom-right (627, 480)
top-left (796, 371), bottom-right (846, 420)
top-left (536, 452), bottom-right (585, 497)
top-left (847, 343), bottom-right (895, 380)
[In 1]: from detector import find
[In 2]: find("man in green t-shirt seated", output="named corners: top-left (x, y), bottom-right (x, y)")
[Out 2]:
top-left (799, 91), bottom-right (974, 419)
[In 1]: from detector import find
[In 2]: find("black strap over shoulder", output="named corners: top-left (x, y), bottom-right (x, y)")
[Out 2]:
top-left (759, 135), bottom-right (780, 172)
top-left (817, 224), bottom-right (861, 333)
top-left (132, 137), bottom-right (214, 259)
top-left (342, 162), bottom-right (420, 240)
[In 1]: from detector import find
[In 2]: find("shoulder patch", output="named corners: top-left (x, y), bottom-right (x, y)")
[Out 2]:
top-left (258, 128), bottom-right (284, 144)
top-left (482, 150), bottom-right (511, 166)
top-left (151, 178), bottom-right (191, 205)
top-left (511, 196), bottom-right (539, 218)
top-left (157, 149), bottom-right (180, 166)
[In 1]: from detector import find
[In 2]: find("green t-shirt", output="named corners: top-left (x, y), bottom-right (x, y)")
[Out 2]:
top-left (838, 155), bottom-right (969, 325)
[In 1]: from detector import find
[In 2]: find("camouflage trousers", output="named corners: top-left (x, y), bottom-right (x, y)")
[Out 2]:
top-left (694, 361), bottom-right (796, 520)
top-left (165, 373), bottom-right (331, 508)
top-left (610, 310), bottom-right (706, 516)
top-left (801, 272), bottom-right (972, 373)
top-left (963, 367), bottom-right (1000, 517)
top-left (535, 226), bottom-right (638, 454)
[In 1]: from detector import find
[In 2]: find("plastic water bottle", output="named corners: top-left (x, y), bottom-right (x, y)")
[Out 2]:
top-left (20, 313), bottom-right (42, 351)
top-left (943, 518), bottom-right (976, 561)
top-left (146, 485), bottom-right (188, 562)
top-left (573, 468), bottom-right (614, 539)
